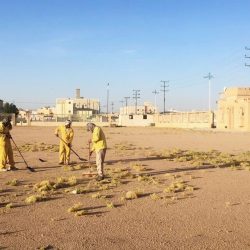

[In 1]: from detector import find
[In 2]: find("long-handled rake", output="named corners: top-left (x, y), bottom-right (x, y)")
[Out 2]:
top-left (57, 135), bottom-right (87, 162)
top-left (11, 137), bottom-right (35, 172)
top-left (88, 141), bottom-right (92, 171)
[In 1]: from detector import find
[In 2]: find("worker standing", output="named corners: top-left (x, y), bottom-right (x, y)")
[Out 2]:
top-left (0, 117), bottom-right (17, 171)
top-left (55, 120), bottom-right (74, 165)
top-left (86, 122), bottom-right (107, 181)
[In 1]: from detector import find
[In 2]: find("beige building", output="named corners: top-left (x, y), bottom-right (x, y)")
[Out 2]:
top-left (217, 87), bottom-right (250, 130)
top-left (119, 102), bottom-right (157, 115)
top-left (55, 89), bottom-right (100, 119)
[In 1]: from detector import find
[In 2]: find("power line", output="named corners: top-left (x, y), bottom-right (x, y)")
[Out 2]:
top-left (132, 90), bottom-right (140, 114)
top-left (160, 80), bottom-right (169, 113)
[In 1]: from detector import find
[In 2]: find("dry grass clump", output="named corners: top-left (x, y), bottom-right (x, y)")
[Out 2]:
top-left (150, 193), bottom-right (161, 200)
top-left (75, 210), bottom-right (87, 216)
top-left (91, 192), bottom-right (107, 199)
top-left (108, 170), bottom-right (133, 179)
top-left (62, 165), bottom-right (74, 171)
top-left (164, 180), bottom-right (192, 193)
top-left (6, 179), bottom-right (19, 186)
top-left (145, 150), bottom-right (162, 157)
top-left (68, 203), bottom-right (83, 213)
top-left (131, 162), bottom-right (147, 172)
top-left (25, 194), bottom-right (45, 204)
top-left (63, 164), bottom-right (85, 171)
top-left (34, 176), bottom-right (78, 193)
top-left (106, 201), bottom-right (115, 209)
top-left (73, 164), bottom-right (85, 170)
top-left (125, 191), bottom-right (138, 200)
top-left (68, 203), bottom-right (87, 216)
top-left (17, 142), bottom-right (59, 152)
top-left (5, 203), bottom-right (14, 209)
top-left (34, 180), bottom-right (55, 192)
top-left (114, 142), bottom-right (136, 151)
top-left (71, 187), bottom-right (87, 194)
top-left (160, 148), bottom-right (247, 169)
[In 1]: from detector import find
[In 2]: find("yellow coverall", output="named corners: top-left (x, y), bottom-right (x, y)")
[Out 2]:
top-left (91, 126), bottom-right (107, 177)
top-left (55, 125), bottom-right (74, 164)
top-left (0, 122), bottom-right (15, 170)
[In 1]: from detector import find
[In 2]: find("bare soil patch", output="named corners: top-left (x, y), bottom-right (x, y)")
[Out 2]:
top-left (1, 126), bottom-right (250, 249)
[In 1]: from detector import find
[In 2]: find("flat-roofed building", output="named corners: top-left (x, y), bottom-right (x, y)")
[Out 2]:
top-left (217, 87), bottom-right (250, 130)
top-left (119, 102), bottom-right (157, 115)
top-left (55, 89), bottom-right (100, 120)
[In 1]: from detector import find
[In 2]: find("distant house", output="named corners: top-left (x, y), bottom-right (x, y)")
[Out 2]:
top-left (119, 102), bottom-right (158, 115)
top-left (217, 87), bottom-right (250, 130)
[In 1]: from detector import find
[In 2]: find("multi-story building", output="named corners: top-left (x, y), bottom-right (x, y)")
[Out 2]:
top-left (55, 89), bottom-right (100, 119)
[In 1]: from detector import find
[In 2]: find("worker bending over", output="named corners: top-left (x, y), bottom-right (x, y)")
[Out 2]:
top-left (87, 122), bottom-right (107, 181)
top-left (55, 120), bottom-right (74, 165)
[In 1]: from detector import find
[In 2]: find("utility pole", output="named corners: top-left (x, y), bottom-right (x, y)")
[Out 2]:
top-left (133, 90), bottom-right (140, 114)
top-left (106, 83), bottom-right (109, 114)
top-left (204, 73), bottom-right (214, 111)
top-left (160, 81), bottom-right (169, 113)
top-left (120, 100), bottom-right (124, 114)
top-left (111, 102), bottom-right (114, 114)
top-left (124, 96), bottom-right (130, 115)
top-left (245, 46), bottom-right (250, 67)
top-left (152, 89), bottom-right (159, 113)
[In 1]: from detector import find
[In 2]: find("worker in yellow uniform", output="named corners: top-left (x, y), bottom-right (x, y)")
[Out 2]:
top-left (0, 117), bottom-right (17, 171)
top-left (87, 122), bottom-right (107, 181)
top-left (55, 120), bottom-right (74, 165)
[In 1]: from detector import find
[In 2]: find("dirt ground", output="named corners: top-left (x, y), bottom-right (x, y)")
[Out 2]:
top-left (1, 126), bottom-right (250, 250)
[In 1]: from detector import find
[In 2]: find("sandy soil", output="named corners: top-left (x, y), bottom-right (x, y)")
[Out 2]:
top-left (1, 126), bottom-right (250, 250)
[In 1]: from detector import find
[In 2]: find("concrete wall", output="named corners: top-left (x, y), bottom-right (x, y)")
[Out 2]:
top-left (118, 114), bottom-right (155, 127)
top-left (154, 112), bottom-right (214, 128)
top-left (17, 121), bottom-right (110, 127)
top-left (118, 112), bottom-right (214, 128)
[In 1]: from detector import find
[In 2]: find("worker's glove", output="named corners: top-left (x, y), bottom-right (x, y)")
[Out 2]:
top-left (68, 143), bottom-right (72, 148)
top-left (55, 134), bottom-right (59, 137)
top-left (89, 150), bottom-right (93, 157)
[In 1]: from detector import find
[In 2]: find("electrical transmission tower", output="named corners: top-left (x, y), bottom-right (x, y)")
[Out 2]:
top-left (133, 90), bottom-right (140, 114)
top-left (124, 96), bottom-right (130, 115)
top-left (160, 81), bottom-right (169, 113)
top-left (152, 89), bottom-right (159, 113)
top-left (245, 46), bottom-right (250, 67)
top-left (204, 72), bottom-right (214, 111)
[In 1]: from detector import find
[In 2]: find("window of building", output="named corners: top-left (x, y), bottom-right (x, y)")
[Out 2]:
top-left (143, 114), bottom-right (147, 119)
top-left (129, 115), bottom-right (133, 119)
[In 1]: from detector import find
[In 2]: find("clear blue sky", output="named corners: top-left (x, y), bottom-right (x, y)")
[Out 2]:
top-left (0, 0), bottom-right (250, 112)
